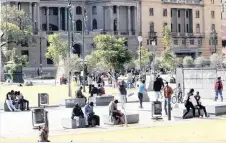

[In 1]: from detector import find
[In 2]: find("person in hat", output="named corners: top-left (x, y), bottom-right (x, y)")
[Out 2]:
top-left (84, 102), bottom-right (100, 127)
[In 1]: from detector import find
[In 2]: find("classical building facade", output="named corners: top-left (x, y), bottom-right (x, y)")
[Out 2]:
top-left (141, 0), bottom-right (222, 58)
top-left (222, 0), bottom-right (226, 48)
top-left (2, 0), bottom-right (141, 71)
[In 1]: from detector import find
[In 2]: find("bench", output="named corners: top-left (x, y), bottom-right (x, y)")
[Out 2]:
top-left (61, 117), bottom-right (86, 129)
top-left (206, 104), bottom-right (226, 116)
top-left (172, 108), bottom-right (204, 118)
top-left (65, 98), bottom-right (86, 108)
top-left (89, 95), bottom-right (114, 106)
top-left (103, 113), bottom-right (139, 125)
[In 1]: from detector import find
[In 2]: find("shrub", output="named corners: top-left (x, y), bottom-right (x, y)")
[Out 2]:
top-left (210, 53), bottom-right (222, 68)
top-left (194, 57), bottom-right (210, 67)
top-left (183, 56), bottom-right (194, 67)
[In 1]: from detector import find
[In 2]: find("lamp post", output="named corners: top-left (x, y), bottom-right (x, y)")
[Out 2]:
top-left (137, 36), bottom-right (142, 72)
top-left (82, 3), bottom-right (86, 92)
top-left (151, 41), bottom-right (156, 81)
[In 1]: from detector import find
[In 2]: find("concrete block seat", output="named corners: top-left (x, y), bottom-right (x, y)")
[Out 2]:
top-left (61, 117), bottom-right (86, 129)
top-left (172, 108), bottom-right (204, 118)
top-left (103, 113), bottom-right (139, 125)
top-left (89, 95), bottom-right (114, 106)
top-left (206, 104), bottom-right (226, 115)
top-left (65, 98), bottom-right (86, 108)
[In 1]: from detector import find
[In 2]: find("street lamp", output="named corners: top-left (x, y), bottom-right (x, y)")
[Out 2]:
top-left (137, 36), bottom-right (142, 72)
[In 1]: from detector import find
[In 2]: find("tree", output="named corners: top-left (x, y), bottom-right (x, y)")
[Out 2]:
top-left (194, 56), bottom-right (210, 67)
top-left (134, 46), bottom-right (153, 70)
top-left (93, 35), bottom-right (132, 72)
top-left (210, 53), bottom-right (223, 68)
top-left (183, 56), bottom-right (194, 67)
top-left (161, 26), bottom-right (176, 71)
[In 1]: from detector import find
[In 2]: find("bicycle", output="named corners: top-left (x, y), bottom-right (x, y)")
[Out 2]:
top-left (171, 90), bottom-right (184, 104)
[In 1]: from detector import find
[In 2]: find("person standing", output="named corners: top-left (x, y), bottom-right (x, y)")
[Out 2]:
top-left (153, 77), bottom-right (164, 101)
top-left (138, 80), bottom-right (146, 108)
top-left (214, 77), bottom-right (223, 102)
top-left (182, 89), bottom-right (196, 119)
top-left (119, 80), bottom-right (127, 103)
top-left (163, 82), bottom-right (173, 115)
top-left (87, 75), bottom-right (93, 94)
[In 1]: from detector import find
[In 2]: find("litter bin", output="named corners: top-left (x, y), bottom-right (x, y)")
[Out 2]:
top-left (151, 101), bottom-right (162, 119)
top-left (32, 108), bottom-right (48, 129)
top-left (38, 93), bottom-right (49, 107)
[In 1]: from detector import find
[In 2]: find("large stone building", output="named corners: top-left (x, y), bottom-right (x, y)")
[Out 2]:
top-left (2, 0), bottom-right (140, 73)
top-left (222, 0), bottom-right (226, 49)
top-left (141, 0), bottom-right (222, 58)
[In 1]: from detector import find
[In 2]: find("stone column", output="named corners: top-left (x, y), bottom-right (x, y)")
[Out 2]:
top-left (65, 7), bottom-right (67, 31)
top-left (109, 6), bottom-right (113, 32)
top-left (29, 2), bottom-right (32, 19)
top-left (128, 6), bottom-right (131, 35)
top-left (134, 6), bottom-right (137, 35)
top-left (103, 6), bottom-right (105, 31)
top-left (37, 5), bottom-right (40, 31)
top-left (46, 7), bottom-right (49, 31)
top-left (117, 6), bottom-right (120, 34)
top-left (58, 7), bottom-right (61, 30)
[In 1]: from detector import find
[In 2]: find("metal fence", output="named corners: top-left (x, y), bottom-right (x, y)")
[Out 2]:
top-left (176, 68), bottom-right (226, 99)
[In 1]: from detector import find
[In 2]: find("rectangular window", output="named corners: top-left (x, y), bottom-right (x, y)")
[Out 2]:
top-left (178, 24), bottom-right (181, 32)
top-left (178, 10), bottom-right (180, 18)
top-left (47, 58), bottom-right (54, 65)
top-left (174, 40), bottom-right (178, 45)
top-left (196, 10), bottom-right (200, 18)
top-left (198, 39), bottom-right (202, 45)
top-left (53, 7), bottom-right (58, 15)
top-left (171, 23), bottom-right (173, 31)
top-left (211, 11), bottom-right (215, 18)
top-left (211, 24), bottom-right (215, 31)
top-left (21, 50), bottom-right (29, 59)
top-left (211, 0), bottom-right (214, 4)
top-left (149, 8), bottom-right (154, 16)
top-left (163, 9), bottom-right (167, 17)
top-left (190, 39), bottom-right (194, 45)
top-left (196, 24), bottom-right (200, 33)
top-left (43, 8), bottom-right (46, 15)
top-left (186, 10), bottom-right (188, 18)
top-left (186, 24), bottom-right (189, 33)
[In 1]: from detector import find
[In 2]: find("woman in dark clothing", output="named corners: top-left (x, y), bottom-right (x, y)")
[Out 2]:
top-left (183, 88), bottom-right (196, 119)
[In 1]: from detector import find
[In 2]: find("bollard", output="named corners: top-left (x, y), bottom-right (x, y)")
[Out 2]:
top-left (168, 99), bottom-right (171, 120)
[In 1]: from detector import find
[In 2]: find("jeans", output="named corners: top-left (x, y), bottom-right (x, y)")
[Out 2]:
top-left (6, 100), bottom-right (17, 111)
top-left (215, 90), bottom-right (223, 101)
top-left (18, 99), bottom-right (29, 110)
top-left (164, 98), bottom-right (171, 115)
top-left (183, 101), bottom-right (196, 118)
top-left (138, 93), bottom-right (143, 107)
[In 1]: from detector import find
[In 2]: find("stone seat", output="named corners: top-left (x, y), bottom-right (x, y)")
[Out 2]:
top-left (61, 117), bottom-right (86, 129)
top-left (65, 98), bottom-right (86, 108)
top-left (172, 108), bottom-right (204, 118)
top-left (103, 113), bottom-right (139, 125)
top-left (89, 95), bottom-right (114, 106)
top-left (206, 104), bottom-right (226, 115)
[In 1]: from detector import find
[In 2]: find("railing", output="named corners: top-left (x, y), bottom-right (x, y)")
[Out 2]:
top-left (161, 0), bottom-right (203, 5)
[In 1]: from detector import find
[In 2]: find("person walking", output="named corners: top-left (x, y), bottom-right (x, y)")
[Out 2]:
top-left (138, 80), bottom-right (146, 108)
top-left (214, 77), bottom-right (223, 102)
top-left (182, 89), bottom-right (196, 119)
top-left (163, 82), bottom-right (173, 115)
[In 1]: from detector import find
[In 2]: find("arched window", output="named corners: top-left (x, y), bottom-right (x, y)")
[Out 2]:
top-left (92, 6), bottom-right (97, 14)
top-left (18, 2), bottom-right (21, 10)
top-left (150, 22), bottom-right (154, 32)
top-left (93, 19), bottom-right (97, 30)
top-left (76, 6), bottom-right (82, 15)
top-left (76, 20), bottom-right (82, 31)
top-left (113, 5), bottom-right (117, 14)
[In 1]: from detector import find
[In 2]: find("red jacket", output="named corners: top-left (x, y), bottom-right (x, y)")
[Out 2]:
top-left (214, 80), bottom-right (223, 91)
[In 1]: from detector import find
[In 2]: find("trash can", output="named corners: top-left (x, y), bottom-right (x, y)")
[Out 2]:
top-left (38, 93), bottom-right (49, 107)
top-left (151, 101), bottom-right (162, 119)
top-left (32, 108), bottom-right (48, 129)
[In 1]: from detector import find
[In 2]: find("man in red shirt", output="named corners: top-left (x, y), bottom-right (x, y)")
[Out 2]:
top-left (214, 77), bottom-right (223, 102)
top-left (164, 82), bottom-right (173, 115)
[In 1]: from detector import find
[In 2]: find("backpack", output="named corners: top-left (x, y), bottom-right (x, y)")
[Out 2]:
top-left (217, 81), bottom-right (222, 90)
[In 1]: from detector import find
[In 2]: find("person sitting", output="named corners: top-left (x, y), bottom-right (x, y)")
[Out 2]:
top-left (39, 125), bottom-right (50, 142)
top-left (71, 103), bottom-right (84, 119)
top-left (90, 85), bottom-right (99, 97)
top-left (84, 102), bottom-right (100, 127)
top-left (16, 91), bottom-right (30, 111)
top-left (108, 99), bottom-right (124, 124)
top-left (98, 84), bottom-right (105, 96)
top-left (195, 92), bottom-right (209, 118)
top-left (76, 86), bottom-right (87, 103)
top-left (5, 92), bottom-right (19, 112)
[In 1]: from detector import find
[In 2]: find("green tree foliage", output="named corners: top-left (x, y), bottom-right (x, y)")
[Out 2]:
top-left (161, 26), bottom-right (176, 71)
top-left (1, 5), bottom-right (34, 47)
top-left (183, 56), bottom-right (194, 67)
top-left (210, 53), bottom-right (223, 68)
top-left (92, 35), bottom-right (132, 72)
top-left (134, 47), bottom-right (153, 70)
